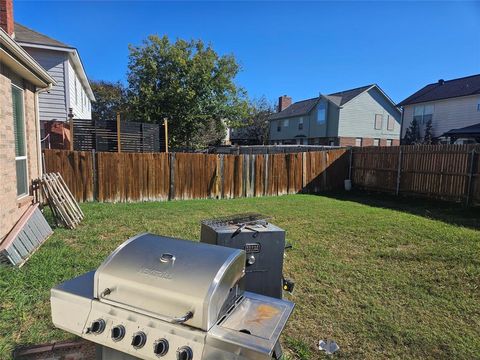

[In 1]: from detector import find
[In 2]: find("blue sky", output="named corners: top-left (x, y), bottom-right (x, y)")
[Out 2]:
top-left (15, 1), bottom-right (480, 104)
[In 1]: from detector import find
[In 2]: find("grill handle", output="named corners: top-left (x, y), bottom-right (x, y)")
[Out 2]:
top-left (171, 311), bottom-right (194, 324)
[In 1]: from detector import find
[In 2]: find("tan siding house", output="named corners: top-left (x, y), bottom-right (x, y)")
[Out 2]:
top-left (0, 0), bottom-right (54, 240)
top-left (399, 75), bottom-right (480, 142)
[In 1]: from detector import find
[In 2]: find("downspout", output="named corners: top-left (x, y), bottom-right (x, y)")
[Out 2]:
top-left (34, 85), bottom-right (52, 176)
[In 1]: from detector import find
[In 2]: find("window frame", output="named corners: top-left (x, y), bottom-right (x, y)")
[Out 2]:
top-left (298, 117), bottom-right (304, 130)
top-left (387, 115), bottom-right (395, 131)
top-left (414, 104), bottom-right (434, 124)
top-left (317, 102), bottom-right (326, 124)
top-left (355, 138), bottom-right (362, 147)
top-left (374, 114), bottom-right (383, 130)
top-left (386, 139), bottom-right (392, 146)
top-left (283, 119), bottom-right (289, 127)
top-left (12, 84), bottom-right (29, 198)
top-left (277, 120), bottom-right (282, 132)
top-left (373, 138), bottom-right (380, 146)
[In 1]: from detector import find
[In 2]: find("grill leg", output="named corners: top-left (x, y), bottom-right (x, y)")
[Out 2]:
top-left (272, 341), bottom-right (284, 359)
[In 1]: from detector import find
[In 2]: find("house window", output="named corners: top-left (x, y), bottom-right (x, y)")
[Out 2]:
top-left (387, 115), bottom-right (395, 131)
top-left (374, 114), bottom-right (383, 130)
top-left (298, 117), bottom-right (303, 130)
top-left (283, 119), bottom-right (289, 127)
top-left (477, 103), bottom-right (480, 111)
top-left (12, 85), bottom-right (28, 197)
top-left (329, 140), bottom-right (335, 146)
top-left (373, 138), bottom-right (380, 146)
top-left (355, 138), bottom-right (362, 147)
top-left (317, 102), bottom-right (326, 123)
top-left (386, 139), bottom-right (392, 146)
top-left (277, 120), bottom-right (281, 132)
top-left (414, 104), bottom-right (434, 124)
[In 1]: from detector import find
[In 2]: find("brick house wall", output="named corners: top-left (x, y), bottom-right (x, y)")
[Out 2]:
top-left (0, 63), bottom-right (40, 240)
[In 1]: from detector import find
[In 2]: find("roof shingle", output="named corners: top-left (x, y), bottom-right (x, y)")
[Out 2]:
top-left (269, 84), bottom-right (374, 120)
top-left (14, 23), bottom-right (71, 48)
top-left (398, 74), bottom-right (480, 106)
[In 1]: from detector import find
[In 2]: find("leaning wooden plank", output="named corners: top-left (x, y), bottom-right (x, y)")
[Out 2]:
top-left (45, 173), bottom-right (79, 227)
top-left (56, 172), bottom-right (84, 218)
top-left (0, 203), bottom-right (53, 267)
top-left (51, 173), bottom-right (83, 223)
top-left (45, 173), bottom-right (79, 229)
top-left (43, 174), bottom-right (75, 229)
top-left (52, 173), bottom-right (83, 224)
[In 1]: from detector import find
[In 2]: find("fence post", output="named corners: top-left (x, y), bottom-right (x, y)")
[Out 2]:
top-left (169, 152), bottom-right (175, 200)
top-left (264, 154), bottom-right (269, 196)
top-left (220, 154), bottom-right (225, 199)
top-left (92, 149), bottom-right (97, 201)
top-left (396, 148), bottom-right (403, 196)
top-left (68, 108), bottom-right (74, 151)
top-left (116, 112), bottom-right (121, 153)
top-left (348, 147), bottom-right (353, 180)
top-left (465, 149), bottom-right (476, 207)
top-left (302, 152), bottom-right (307, 193)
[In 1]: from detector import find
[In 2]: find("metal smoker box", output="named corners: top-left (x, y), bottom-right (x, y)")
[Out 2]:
top-left (200, 214), bottom-right (285, 299)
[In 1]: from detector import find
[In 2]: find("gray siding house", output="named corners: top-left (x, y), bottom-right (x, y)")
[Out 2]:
top-left (269, 84), bottom-right (401, 146)
top-left (398, 74), bottom-right (480, 144)
top-left (13, 23), bottom-right (95, 129)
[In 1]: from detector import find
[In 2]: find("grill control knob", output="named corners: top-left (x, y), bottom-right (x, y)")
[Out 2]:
top-left (176, 346), bottom-right (193, 360)
top-left (89, 319), bottom-right (106, 334)
top-left (153, 339), bottom-right (169, 357)
top-left (131, 331), bottom-right (147, 349)
top-left (111, 325), bottom-right (126, 342)
top-left (247, 254), bottom-right (256, 265)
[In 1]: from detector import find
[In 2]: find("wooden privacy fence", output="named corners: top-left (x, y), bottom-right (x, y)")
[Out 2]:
top-left (351, 144), bottom-right (480, 205)
top-left (43, 149), bottom-right (349, 203)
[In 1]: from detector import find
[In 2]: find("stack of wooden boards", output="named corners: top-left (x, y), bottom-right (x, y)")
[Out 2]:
top-left (0, 204), bottom-right (53, 267)
top-left (41, 173), bottom-right (84, 229)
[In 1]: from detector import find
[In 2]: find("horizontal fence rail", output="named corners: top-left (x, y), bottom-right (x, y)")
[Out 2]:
top-left (43, 149), bottom-right (349, 203)
top-left (351, 144), bottom-right (480, 205)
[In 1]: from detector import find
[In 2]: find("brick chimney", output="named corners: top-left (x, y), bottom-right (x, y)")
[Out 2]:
top-left (278, 95), bottom-right (292, 112)
top-left (0, 0), bottom-right (14, 36)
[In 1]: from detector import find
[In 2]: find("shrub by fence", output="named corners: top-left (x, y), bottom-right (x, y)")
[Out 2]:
top-left (43, 149), bottom-right (349, 202)
top-left (351, 144), bottom-right (480, 205)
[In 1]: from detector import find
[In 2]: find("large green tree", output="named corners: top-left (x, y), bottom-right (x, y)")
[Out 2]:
top-left (127, 35), bottom-right (248, 148)
top-left (90, 80), bottom-right (129, 121)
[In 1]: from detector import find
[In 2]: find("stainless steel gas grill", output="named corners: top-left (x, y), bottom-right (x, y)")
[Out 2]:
top-left (51, 233), bottom-right (294, 360)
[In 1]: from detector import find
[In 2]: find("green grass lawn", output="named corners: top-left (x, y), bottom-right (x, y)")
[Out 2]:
top-left (1, 193), bottom-right (479, 359)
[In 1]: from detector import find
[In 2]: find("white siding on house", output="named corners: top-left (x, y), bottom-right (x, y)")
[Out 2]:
top-left (67, 60), bottom-right (92, 119)
top-left (401, 95), bottom-right (480, 138)
top-left (338, 87), bottom-right (401, 139)
top-left (23, 48), bottom-right (68, 122)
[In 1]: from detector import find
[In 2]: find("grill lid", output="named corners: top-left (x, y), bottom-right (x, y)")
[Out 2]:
top-left (93, 233), bottom-right (245, 331)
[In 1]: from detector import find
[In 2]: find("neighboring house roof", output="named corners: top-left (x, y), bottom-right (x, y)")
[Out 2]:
top-left (327, 84), bottom-right (373, 106)
top-left (14, 23), bottom-right (72, 48)
top-left (398, 74), bottom-right (480, 107)
top-left (269, 84), bottom-right (397, 121)
top-left (0, 27), bottom-right (55, 88)
top-left (442, 122), bottom-right (480, 137)
top-left (14, 22), bottom-right (95, 101)
top-left (269, 97), bottom-right (319, 120)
